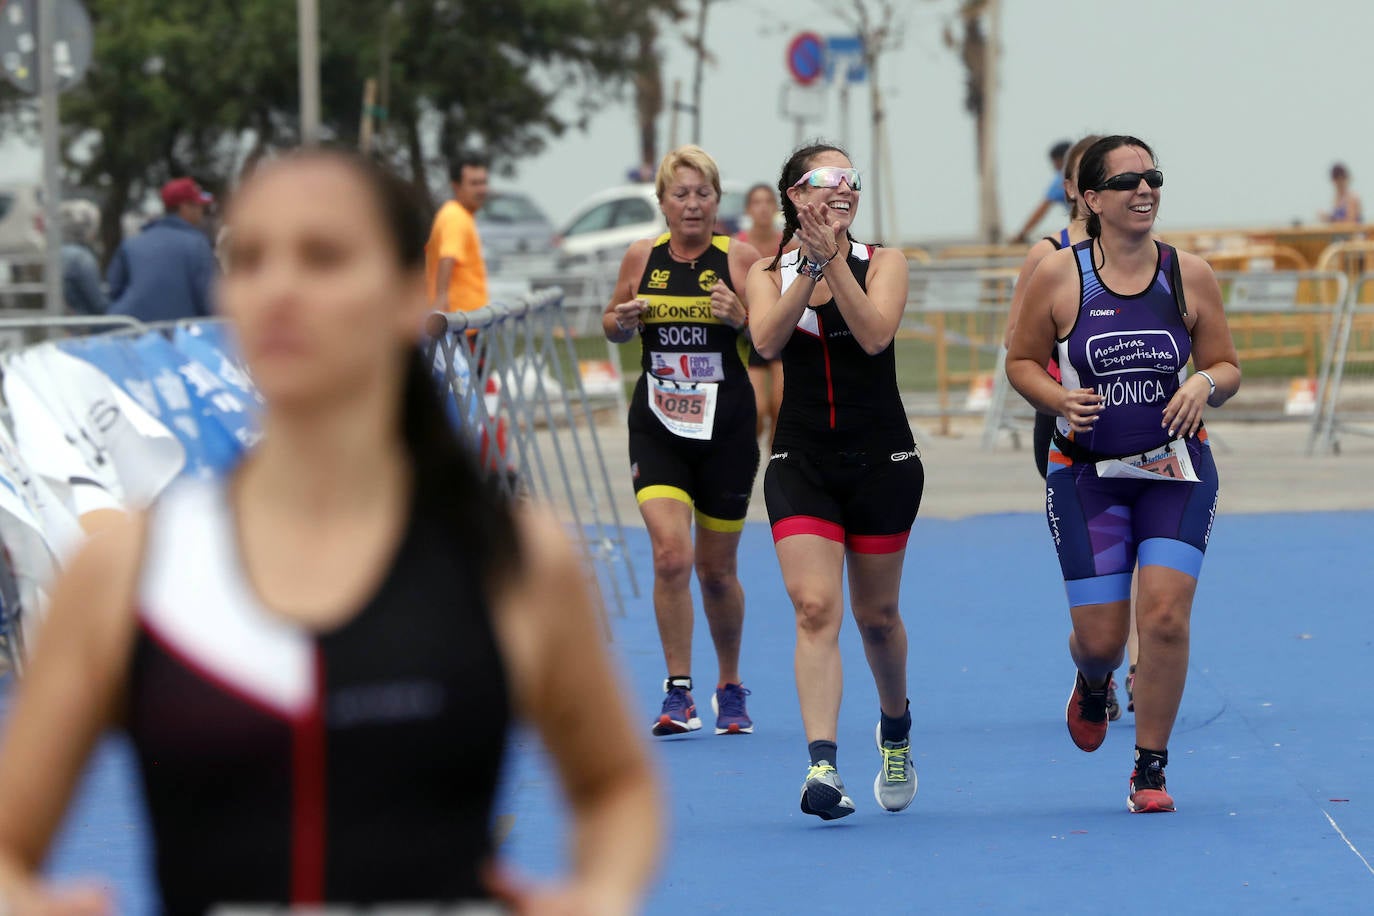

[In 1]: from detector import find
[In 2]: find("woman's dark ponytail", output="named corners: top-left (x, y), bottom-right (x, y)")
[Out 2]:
top-left (281, 146), bottom-right (522, 582)
top-left (769, 226), bottom-right (797, 271)
top-left (401, 348), bottom-right (520, 581)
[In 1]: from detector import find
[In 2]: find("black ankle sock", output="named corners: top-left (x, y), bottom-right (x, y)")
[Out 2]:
top-left (880, 700), bottom-right (912, 743)
top-left (667, 675), bottom-right (692, 692)
top-left (808, 740), bottom-right (838, 768)
top-left (1135, 745), bottom-right (1168, 770)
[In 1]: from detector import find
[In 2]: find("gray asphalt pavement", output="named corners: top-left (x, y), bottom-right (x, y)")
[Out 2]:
top-left (578, 410), bottom-right (1373, 527)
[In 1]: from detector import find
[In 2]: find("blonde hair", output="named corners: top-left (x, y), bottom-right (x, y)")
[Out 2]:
top-left (59, 199), bottom-right (101, 245)
top-left (654, 145), bottom-right (722, 201)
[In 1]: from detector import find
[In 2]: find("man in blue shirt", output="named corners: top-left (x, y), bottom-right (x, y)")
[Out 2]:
top-left (1010, 140), bottom-right (1071, 244)
top-left (107, 178), bottom-right (217, 322)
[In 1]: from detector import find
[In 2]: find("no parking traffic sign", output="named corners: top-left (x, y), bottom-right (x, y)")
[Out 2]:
top-left (787, 32), bottom-right (825, 86)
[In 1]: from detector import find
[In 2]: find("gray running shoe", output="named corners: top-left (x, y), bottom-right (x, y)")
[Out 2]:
top-left (799, 762), bottom-right (855, 821)
top-left (873, 724), bottom-right (918, 812)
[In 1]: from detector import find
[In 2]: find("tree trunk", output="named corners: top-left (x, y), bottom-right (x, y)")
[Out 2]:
top-left (978, 0), bottom-right (1001, 242)
top-left (960, 0), bottom-right (1000, 243)
top-left (633, 21), bottom-right (663, 172)
top-left (689, 0), bottom-right (711, 144)
top-left (866, 49), bottom-right (886, 243)
top-left (403, 110), bottom-right (430, 205)
top-left (100, 178), bottom-right (130, 271)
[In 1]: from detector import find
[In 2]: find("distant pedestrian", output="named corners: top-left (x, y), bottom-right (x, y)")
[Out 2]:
top-left (59, 200), bottom-right (107, 316)
top-left (1010, 140), bottom-right (1072, 244)
top-left (737, 183), bottom-right (792, 443)
top-left (107, 178), bottom-right (217, 322)
top-left (426, 151), bottom-right (491, 315)
top-left (1320, 162), bottom-right (1362, 224)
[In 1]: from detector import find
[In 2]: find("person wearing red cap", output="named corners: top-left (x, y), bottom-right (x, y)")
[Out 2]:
top-left (106, 177), bottom-right (218, 322)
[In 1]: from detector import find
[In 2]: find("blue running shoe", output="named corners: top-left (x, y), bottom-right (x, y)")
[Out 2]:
top-left (711, 683), bottom-right (753, 735)
top-left (652, 685), bottom-right (701, 736)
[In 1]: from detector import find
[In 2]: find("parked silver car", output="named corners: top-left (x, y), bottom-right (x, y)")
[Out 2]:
top-left (476, 190), bottom-right (556, 259)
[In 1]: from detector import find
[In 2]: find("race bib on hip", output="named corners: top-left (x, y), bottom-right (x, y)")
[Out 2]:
top-left (646, 374), bottom-right (718, 440)
top-left (1095, 437), bottom-right (1201, 482)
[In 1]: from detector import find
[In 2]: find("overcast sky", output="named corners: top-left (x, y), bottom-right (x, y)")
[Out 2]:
top-left (2, 0), bottom-right (1366, 244)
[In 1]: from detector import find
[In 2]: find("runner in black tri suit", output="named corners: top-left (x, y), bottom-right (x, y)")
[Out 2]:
top-left (0, 149), bottom-right (659, 912)
top-left (1005, 133), bottom-right (1100, 481)
top-left (1008, 135), bottom-right (1241, 814)
top-left (604, 146), bottom-right (762, 739)
top-left (747, 143), bottom-right (921, 821)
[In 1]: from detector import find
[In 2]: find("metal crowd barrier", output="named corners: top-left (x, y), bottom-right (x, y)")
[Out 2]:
top-left (982, 269), bottom-right (1352, 452)
top-left (901, 263), bottom-right (1018, 435)
top-left (425, 289), bottom-right (639, 625)
top-left (1312, 273), bottom-right (1374, 453)
top-left (486, 253), bottom-right (628, 421)
top-left (1213, 270), bottom-right (1348, 427)
top-left (0, 254), bottom-right (48, 314)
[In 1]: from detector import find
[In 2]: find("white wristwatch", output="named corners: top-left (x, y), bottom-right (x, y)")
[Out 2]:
top-left (1196, 369), bottom-right (1217, 400)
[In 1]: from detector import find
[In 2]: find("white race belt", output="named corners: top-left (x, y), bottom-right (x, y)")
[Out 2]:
top-left (1095, 437), bottom-right (1200, 482)
top-left (646, 374), bottom-right (718, 440)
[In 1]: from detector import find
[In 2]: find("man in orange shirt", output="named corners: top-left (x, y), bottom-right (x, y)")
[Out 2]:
top-left (426, 152), bottom-right (490, 313)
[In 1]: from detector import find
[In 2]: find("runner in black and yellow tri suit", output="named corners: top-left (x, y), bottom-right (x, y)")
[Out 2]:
top-left (604, 146), bottom-right (763, 741)
top-left (628, 231), bottom-right (757, 522)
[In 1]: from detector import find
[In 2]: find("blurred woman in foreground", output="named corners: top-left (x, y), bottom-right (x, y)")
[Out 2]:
top-left (0, 148), bottom-right (659, 913)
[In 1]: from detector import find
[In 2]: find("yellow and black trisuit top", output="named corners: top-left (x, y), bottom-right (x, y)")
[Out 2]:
top-left (635, 232), bottom-right (751, 390)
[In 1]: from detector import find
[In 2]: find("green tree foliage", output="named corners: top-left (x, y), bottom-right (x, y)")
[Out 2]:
top-left (0, 0), bottom-right (682, 258)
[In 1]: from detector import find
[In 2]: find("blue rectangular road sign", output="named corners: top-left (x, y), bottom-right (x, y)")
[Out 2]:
top-left (825, 35), bottom-right (866, 84)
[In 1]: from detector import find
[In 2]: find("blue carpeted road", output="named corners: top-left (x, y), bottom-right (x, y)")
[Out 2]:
top-left (18, 511), bottom-right (1374, 913)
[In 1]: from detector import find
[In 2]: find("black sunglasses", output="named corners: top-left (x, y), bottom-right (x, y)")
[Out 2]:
top-left (1096, 169), bottom-right (1164, 192)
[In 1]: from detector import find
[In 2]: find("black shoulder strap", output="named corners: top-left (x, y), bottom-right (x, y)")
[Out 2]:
top-left (1165, 242), bottom-right (1188, 318)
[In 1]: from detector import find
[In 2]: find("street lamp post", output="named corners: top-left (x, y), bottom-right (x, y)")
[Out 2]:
top-left (38, 0), bottom-right (63, 317)
top-left (298, 0), bottom-right (320, 144)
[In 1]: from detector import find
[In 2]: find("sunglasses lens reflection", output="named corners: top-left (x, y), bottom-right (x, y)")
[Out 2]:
top-left (801, 168), bottom-right (862, 191)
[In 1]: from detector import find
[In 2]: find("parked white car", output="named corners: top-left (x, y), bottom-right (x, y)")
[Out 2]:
top-left (0, 184), bottom-right (45, 259)
top-left (553, 181), bottom-right (750, 267)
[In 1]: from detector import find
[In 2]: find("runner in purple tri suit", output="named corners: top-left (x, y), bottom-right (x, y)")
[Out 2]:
top-left (1006, 136), bottom-right (1241, 814)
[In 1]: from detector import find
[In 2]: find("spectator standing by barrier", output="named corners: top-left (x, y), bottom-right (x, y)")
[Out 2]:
top-left (1010, 140), bottom-right (1072, 244)
top-left (59, 200), bottom-right (107, 316)
top-left (107, 178), bottom-right (217, 322)
top-left (0, 148), bottom-right (660, 911)
top-left (1007, 135), bottom-right (1241, 813)
top-left (747, 143), bottom-right (922, 821)
top-left (603, 146), bottom-right (762, 740)
top-left (738, 183), bottom-right (791, 443)
top-left (1320, 162), bottom-right (1363, 224)
top-left (426, 151), bottom-right (491, 315)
